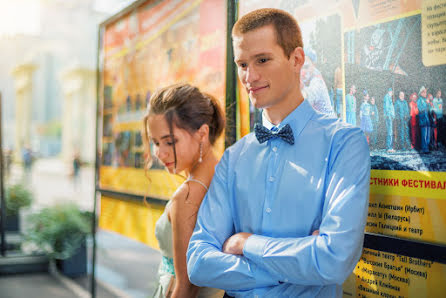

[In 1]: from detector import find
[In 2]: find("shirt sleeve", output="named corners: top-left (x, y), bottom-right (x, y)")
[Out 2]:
top-left (186, 150), bottom-right (280, 290)
top-left (243, 128), bottom-right (370, 286)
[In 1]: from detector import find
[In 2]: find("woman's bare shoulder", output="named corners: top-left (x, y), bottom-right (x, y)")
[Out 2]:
top-left (171, 180), bottom-right (206, 208)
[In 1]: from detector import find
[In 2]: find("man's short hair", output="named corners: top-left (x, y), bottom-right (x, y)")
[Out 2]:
top-left (232, 8), bottom-right (303, 58)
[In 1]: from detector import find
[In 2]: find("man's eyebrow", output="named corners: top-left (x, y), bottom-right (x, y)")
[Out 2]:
top-left (253, 52), bottom-right (272, 58)
top-left (234, 52), bottom-right (272, 63)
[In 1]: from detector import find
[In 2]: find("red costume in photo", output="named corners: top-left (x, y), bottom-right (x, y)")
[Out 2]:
top-left (409, 92), bottom-right (419, 149)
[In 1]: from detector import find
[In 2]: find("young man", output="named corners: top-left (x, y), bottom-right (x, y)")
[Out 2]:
top-left (187, 8), bottom-right (370, 297)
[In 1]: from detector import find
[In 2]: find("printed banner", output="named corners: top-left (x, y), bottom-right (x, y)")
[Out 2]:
top-left (99, 0), bottom-right (227, 198)
top-left (343, 248), bottom-right (446, 297)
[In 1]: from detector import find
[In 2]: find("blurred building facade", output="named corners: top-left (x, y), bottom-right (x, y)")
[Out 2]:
top-left (0, 0), bottom-right (134, 164)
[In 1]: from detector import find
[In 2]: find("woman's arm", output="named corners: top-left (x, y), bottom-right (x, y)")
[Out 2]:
top-left (170, 183), bottom-right (205, 298)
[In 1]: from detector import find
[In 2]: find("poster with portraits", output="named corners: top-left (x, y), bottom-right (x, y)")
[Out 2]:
top-left (98, 0), bottom-right (227, 200)
top-left (238, 0), bottom-right (446, 297)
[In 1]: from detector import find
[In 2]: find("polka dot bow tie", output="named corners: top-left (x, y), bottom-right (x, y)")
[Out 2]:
top-left (254, 123), bottom-right (295, 145)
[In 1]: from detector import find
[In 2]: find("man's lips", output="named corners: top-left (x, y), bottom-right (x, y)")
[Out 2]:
top-left (248, 85), bottom-right (268, 93)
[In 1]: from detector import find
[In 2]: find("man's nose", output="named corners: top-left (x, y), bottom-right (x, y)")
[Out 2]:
top-left (245, 66), bottom-right (260, 84)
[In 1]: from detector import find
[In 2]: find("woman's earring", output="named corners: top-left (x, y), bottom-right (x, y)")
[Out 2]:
top-left (198, 142), bottom-right (203, 163)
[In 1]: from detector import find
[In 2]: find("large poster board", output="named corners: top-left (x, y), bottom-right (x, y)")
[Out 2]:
top-left (98, 0), bottom-right (227, 200)
top-left (238, 0), bottom-right (446, 296)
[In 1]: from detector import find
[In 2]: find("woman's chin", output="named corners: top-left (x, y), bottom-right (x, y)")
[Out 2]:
top-left (165, 166), bottom-right (181, 174)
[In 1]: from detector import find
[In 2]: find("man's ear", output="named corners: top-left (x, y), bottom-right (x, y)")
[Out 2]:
top-left (291, 47), bottom-right (305, 69)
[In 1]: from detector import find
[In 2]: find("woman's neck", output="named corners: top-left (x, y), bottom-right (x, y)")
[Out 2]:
top-left (187, 147), bottom-right (218, 183)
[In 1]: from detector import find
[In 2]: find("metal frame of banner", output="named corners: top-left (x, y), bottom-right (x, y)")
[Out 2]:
top-left (0, 92), bottom-right (5, 257)
top-left (364, 233), bottom-right (446, 264)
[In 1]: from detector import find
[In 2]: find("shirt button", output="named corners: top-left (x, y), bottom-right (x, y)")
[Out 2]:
top-left (266, 208), bottom-right (271, 213)
top-left (272, 146), bottom-right (277, 152)
top-left (269, 176), bottom-right (275, 182)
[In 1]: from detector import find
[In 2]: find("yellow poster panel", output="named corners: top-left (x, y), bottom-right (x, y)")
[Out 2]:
top-left (99, 195), bottom-right (164, 249)
top-left (343, 248), bottom-right (446, 297)
top-left (100, 167), bottom-right (184, 200)
top-left (366, 194), bottom-right (446, 245)
top-left (368, 170), bottom-right (446, 245)
top-left (370, 170), bottom-right (446, 200)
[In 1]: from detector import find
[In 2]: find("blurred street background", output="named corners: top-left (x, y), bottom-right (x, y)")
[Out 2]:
top-left (2, 159), bottom-right (161, 298)
top-left (1, 0), bottom-right (162, 297)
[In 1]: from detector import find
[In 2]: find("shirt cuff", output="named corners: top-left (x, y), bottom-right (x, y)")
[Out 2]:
top-left (243, 234), bottom-right (269, 265)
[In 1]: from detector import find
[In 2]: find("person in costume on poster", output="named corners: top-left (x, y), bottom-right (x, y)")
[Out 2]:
top-left (383, 88), bottom-right (395, 153)
top-left (433, 89), bottom-right (444, 148)
top-left (370, 96), bottom-right (379, 149)
top-left (346, 84), bottom-right (357, 126)
top-left (187, 8), bottom-right (370, 297)
top-left (394, 91), bottom-right (410, 151)
top-left (409, 92), bottom-right (419, 150)
top-left (417, 86), bottom-right (430, 154)
top-left (333, 66), bottom-right (343, 119)
top-left (427, 93), bottom-right (438, 150)
top-left (359, 90), bottom-right (373, 144)
top-left (301, 48), bottom-right (335, 116)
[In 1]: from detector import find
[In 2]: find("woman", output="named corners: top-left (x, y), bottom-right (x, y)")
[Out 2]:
top-left (143, 83), bottom-right (225, 298)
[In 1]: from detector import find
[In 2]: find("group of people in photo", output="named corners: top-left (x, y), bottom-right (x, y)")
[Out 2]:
top-left (345, 84), bottom-right (444, 153)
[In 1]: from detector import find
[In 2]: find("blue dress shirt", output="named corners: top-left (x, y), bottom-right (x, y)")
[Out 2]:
top-left (187, 100), bottom-right (370, 298)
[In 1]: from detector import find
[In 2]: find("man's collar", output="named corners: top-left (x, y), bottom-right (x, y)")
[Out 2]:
top-left (261, 100), bottom-right (314, 137)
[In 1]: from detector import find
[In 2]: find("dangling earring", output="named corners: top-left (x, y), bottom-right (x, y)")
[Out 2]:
top-left (198, 142), bottom-right (203, 163)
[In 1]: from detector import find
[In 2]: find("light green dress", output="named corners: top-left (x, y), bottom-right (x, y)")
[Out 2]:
top-left (152, 179), bottom-right (224, 298)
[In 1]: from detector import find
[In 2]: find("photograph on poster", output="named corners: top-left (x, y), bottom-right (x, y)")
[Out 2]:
top-left (344, 13), bottom-right (446, 171)
top-left (300, 13), bottom-right (342, 119)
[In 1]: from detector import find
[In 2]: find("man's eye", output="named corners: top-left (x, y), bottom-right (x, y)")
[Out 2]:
top-left (259, 58), bottom-right (268, 63)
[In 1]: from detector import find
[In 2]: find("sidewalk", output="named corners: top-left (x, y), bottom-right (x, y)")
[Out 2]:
top-left (1, 158), bottom-right (162, 297)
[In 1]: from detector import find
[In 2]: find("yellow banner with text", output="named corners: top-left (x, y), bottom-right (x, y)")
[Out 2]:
top-left (343, 248), bottom-right (446, 297)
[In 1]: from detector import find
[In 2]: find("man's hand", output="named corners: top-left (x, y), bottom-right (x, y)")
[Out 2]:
top-left (222, 232), bottom-right (252, 255)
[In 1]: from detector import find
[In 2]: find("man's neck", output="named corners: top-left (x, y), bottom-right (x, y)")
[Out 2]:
top-left (263, 94), bottom-right (304, 126)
